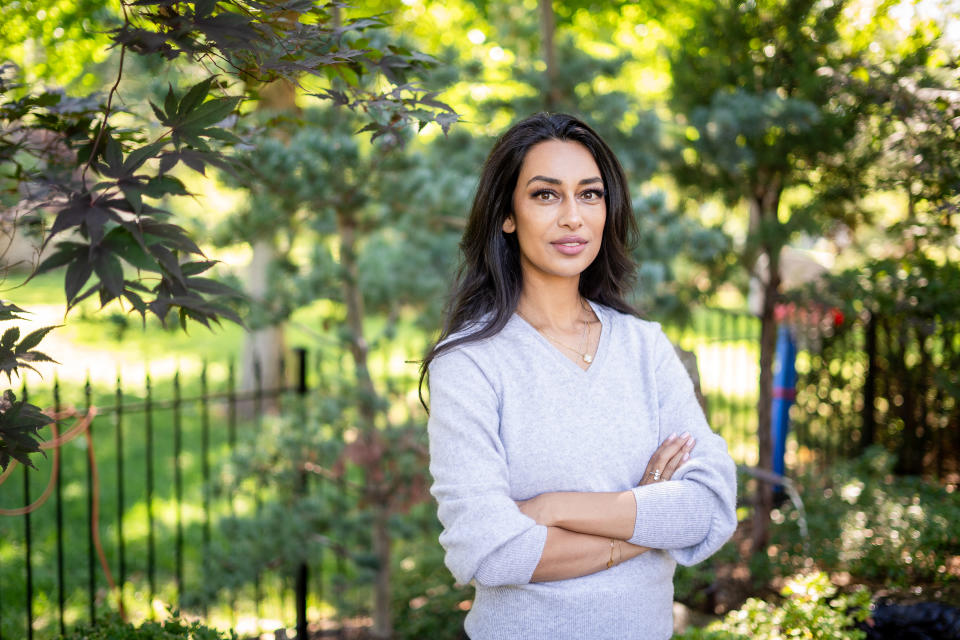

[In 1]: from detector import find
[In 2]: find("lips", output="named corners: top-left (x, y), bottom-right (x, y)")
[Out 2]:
top-left (551, 236), bottom-right (588, 255)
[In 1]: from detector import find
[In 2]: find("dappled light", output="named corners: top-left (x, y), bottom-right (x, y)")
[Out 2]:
top-left (2, 0), bottom-right (959, 638)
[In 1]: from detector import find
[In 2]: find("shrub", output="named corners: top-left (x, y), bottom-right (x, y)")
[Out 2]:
top-left (676, 572), bottom-right (871, 639)
top-left (390, 505), bottom-right (471, 640)
top-left (770, 447), bottom-right (960, 589)
top-left (63, 612), bottom-right (237, 640)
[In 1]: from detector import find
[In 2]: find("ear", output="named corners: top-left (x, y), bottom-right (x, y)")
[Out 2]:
top-left (502, 215), bottom-right (516, 233)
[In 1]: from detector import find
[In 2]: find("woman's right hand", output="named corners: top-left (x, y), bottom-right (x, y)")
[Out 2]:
top-left (637, 432), bottom-right (695, 486)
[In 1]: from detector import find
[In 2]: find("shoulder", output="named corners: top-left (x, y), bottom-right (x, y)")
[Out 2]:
top-left (593, 301), bottom-right (666, 346)
top-left (429, 312), bottom-right (516, 376)
top-left (433, 312), bottom-right (498, 358)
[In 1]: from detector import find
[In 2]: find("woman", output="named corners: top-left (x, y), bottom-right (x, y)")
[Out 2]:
top-left (420, 113), bottom-right (737, 640)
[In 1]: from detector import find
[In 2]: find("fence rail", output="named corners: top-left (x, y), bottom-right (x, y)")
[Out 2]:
top-left (0, 349), bottom-right (335, 640)
top-left (6, 308), bottom-right (951, 639)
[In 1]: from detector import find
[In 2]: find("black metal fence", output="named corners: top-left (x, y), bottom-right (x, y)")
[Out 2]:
top-left (791, 313), bottom-right (959, 478)
top-left (19, 308), bottom-right (948, 639)
top-left (664, 308), bottom-right (761, 467)
top-left (0, 348), bottom-right (356, 640)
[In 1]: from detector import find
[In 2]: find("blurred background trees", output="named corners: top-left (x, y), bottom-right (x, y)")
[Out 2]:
top-left (2, 0), bottom-right (959, 638)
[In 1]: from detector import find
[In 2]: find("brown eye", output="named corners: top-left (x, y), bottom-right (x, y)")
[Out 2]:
top-left (581, 189), bottom-right (604, 201)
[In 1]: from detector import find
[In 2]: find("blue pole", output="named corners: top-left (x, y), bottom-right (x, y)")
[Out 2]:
top-left (771, 325), bottom-right (798, 484)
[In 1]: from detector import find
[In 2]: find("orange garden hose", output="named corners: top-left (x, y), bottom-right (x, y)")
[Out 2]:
top-left (0, 407), bottom-right (126, 619)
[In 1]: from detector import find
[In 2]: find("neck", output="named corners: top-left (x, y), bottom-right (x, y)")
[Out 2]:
top-left (515, 275), bottom-right (590, 333)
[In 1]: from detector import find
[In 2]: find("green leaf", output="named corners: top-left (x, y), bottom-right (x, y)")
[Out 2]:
top-left (181, 260), bottom-right (217, 276)
top-left (105, 229), bottom-right (158, 271)
top-left (124, 140), bottom-right (167, 174)
top-left (179, 76), bottom-right (217, 116)
top-left (104, 135), bottom-right (123, 173)
top-left (0, 302), bottom-right (28, 322)
top-left (164, 83), bottom-right (178, 119)
top-left (15, 327), bottom-right (56, 354)
top-left (202, 127), bottom-right (242, 144)
top-left (94, 253), bottom-right (125, 299)
top-left (34, 243), bottom-right (84, 275)
top-left (142, 175), bottom-right (189, 198)
top-left (176, 96), bottom-right (242, 132)
top-left (1, 327), bottom-right (19, 350)
top-left (120, 183), bottom-right (144, 214)
top-left (65, 259), bottom-right (93, 305)
top-left (149, 100), bottom-right (167, 124)
top-left (194, 0), bottom-right (217, 19)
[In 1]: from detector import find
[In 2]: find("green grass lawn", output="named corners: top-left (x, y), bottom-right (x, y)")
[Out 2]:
top-left (2, 270), bottom-right (763, 638)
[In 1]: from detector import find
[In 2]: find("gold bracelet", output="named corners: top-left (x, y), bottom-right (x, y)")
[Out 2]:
top-left (606, 538), bottom-right (616, 569)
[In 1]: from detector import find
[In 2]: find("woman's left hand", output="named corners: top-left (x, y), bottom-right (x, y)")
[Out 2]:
top-left (638, 432), bottom-right (695, 486)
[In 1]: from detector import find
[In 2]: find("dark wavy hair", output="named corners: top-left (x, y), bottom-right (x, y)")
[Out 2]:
top-left (418, 113), bottom-right (640, 409)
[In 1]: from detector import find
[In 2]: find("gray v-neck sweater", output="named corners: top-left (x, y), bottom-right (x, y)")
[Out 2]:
top-left (427, 301), bottom-right (738, 640)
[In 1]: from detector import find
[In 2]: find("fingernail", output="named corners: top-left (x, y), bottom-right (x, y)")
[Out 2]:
top-left (682, 453), bottom-right (690, 462)
top-left (680, 431), bottom-right (690, 439)
top-left (667, 433), bottom-right (677, 441)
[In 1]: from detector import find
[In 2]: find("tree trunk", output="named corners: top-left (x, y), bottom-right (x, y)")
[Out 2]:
top-left (748, 179), bottom-right (781, 554)
top-left (372, 505), bottom-right (392, 640)
top-left (336, 210), bottom-right (392, 638)
top-left (241, 76), bottom-right (299, 409)
top-left (241, 237), bottom-right (285, 414)
top-left (539, 0), bottom-right (560, 109)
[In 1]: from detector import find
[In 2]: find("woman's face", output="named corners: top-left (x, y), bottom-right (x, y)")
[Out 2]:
top-left (503, 139), bottom-right (606, 284)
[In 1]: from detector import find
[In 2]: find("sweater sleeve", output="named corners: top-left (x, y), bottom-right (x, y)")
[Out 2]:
top-left (427, 348), bottom-right (548, 587)
top-left (627, 328), bottom-right (738, 566)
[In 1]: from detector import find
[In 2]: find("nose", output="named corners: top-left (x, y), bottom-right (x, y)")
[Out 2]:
top-left (557, 197), bottom-right (583, 230)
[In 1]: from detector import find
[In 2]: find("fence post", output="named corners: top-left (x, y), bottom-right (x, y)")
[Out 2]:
top-left (295, 347), bottom-right (309, 640)
top-left (55, 377), bottom-right (65, 635)
top-left (200, 362), bottom-right (211, 618)
top-left (862, 313), bottom-right (877, 452)
top-left (146, 373), bottom-right (156, 609)
top-left (174, 371), bottom-right (184, 601)
top-left (22, 383), bottom-right (33, 640)
top-left (85, 377), bottom-right (95, 624)
top-left (115, 374), bottom-right (126, 618)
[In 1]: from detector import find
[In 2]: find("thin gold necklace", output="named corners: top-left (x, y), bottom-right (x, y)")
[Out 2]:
top-left (516, 299), bottom-right (595, 363)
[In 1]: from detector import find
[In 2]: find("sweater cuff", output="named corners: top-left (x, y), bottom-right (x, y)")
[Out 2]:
top-left (473, 524), bottom-right (549, 586)
top-left (628, 482), bottom-right (712, 548)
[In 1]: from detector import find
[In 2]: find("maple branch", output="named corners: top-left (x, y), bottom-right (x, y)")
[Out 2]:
top-left (80, 2), bottom-right (129, 189)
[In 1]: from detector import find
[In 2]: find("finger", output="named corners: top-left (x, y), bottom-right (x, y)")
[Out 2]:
top-left (660, 435), bottom-right (696, 480)
top-left (659, 450), bottom-right (686, 480)
top-left (652, 433), bottom-right (686, 464)
top-left (642, 434), bottom-right (674, 477)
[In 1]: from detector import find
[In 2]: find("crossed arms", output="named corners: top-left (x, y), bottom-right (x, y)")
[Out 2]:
top-left (517, 432), bottom-right (696, 582)
top-left (427, 331), bottom-right (737, 588)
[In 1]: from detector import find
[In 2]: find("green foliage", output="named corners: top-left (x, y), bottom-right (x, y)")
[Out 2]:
top-left (0, 0), bottom-right (117, 89)
top-left (676, 572), bottom-right (872, 640)
top-left (195, 382), bottom-right (433, 613)
top-left (673, 536), bottom-right (744, 612)
top-left (793, 255), bottom-right (960, 474)
top-left (214, 105), bottom-right (471, 331)
top-left (668, 0), bottom-right (861, 202)
top-left (1, 0), bottom-right (459, 470)
top-left (64, 611), bottom-right (237, 640)
top-left (0, 389), bottom-right (53, 471)
top-left (632, 191), bottom-right (731, 322)
top-left (770, 448), bottom-right (960, 589)
top-left (194, 402), bottom-right (350, 606)
top-left (0, 323), bottom-right (56, 380)
top-left (391, 522), bottom-right (471, 640)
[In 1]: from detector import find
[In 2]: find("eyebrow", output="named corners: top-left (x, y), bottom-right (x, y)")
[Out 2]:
top-left (525, 175), bottom-right (603, 187)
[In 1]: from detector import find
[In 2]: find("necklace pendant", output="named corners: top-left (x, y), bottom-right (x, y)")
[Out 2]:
top-left (583, 353), bottom-right (593, 363)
